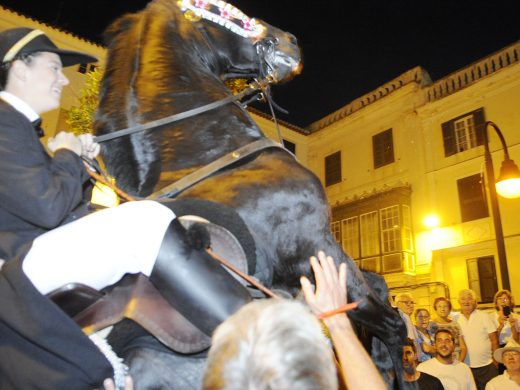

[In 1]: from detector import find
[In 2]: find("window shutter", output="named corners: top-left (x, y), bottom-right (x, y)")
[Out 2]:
top-left (442, 120), bottom-right (456, 157)
top-left (473, 108), bottom-right (486, 146)
top-left (325, 151), bottom-right (341, 187)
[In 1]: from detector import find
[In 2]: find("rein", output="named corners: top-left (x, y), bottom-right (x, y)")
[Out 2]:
top-left (93, 77), bottom-right (272, 143)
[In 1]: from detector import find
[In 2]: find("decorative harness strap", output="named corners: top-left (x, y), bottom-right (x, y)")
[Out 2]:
top-left (93, 78), bottom-right (271, 143)
top-left (145, 138), bottom-right (287, 200)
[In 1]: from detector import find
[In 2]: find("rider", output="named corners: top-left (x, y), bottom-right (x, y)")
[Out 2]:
top-left (0, 27), bottom-right (251, 389)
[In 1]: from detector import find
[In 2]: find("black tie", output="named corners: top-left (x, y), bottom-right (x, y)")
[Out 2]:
top-left (32, 118), bottom-right (44, 138)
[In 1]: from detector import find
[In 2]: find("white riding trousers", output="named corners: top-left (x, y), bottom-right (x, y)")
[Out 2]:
top-left (23, 200), bottom-right (175, 295)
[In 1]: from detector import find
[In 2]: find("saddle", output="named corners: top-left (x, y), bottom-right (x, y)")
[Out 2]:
top-left (48, 199), bottom-right (258, 354)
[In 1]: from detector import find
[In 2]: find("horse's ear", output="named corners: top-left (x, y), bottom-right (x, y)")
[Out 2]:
top-left (103, 14), bottom-right (140, 46)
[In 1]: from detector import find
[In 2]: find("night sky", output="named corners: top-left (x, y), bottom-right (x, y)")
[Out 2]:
top-left (1, 0), bottom-right (519, 127)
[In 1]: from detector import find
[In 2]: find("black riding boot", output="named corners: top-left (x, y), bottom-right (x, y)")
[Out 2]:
top-left (149, 218), bottom-right (251, 336)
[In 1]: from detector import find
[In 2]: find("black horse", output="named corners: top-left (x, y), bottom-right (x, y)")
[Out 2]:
top-left (94, 0), bottom-right (406, 388)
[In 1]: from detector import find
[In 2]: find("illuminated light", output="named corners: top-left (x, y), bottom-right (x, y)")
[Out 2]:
top-left (422, 214), bottom-right (440, 229)
top-left (91, 180), bottom-right (120, 208)
top-left (495, 158), bottom-right (520, 199)
top-left (496, 178), bottom-right (520, 199)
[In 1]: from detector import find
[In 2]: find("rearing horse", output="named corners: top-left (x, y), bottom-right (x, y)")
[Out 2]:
top-left (95, 0), bottom-right (406, 388)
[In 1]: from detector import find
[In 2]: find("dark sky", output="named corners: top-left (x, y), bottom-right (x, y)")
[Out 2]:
top-left (1, 0), bottom-right (519, 127)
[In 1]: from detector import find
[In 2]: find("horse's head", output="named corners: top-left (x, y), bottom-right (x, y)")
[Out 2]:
top-left (178, 0), bottom-right (302, 84)
top-left (96, 0), bottom-right (302, 196)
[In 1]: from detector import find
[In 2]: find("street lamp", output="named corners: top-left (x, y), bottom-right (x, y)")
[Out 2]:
top-left (483, 121), bottom-right (520, 291)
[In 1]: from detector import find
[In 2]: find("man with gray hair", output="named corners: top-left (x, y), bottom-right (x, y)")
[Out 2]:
top-left (203, 251), bottom-right (387, 390)
top-left (486, 339), bottom-right (520, 389)
top-left (395, 292), bottom-right (425, 361)
top-left (457, 289), bottom-right (499, 390)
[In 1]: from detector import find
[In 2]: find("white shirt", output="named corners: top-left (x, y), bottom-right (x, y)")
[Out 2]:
top-left (418, 358), bottom-right (476, 390)
top-left (0, 91), bottom-right (39, 122)
top-left (491, 311), bottom-right (519, 345)
top-left (485, 371), bottom-right (520, 390)
top-left (457, 310), bottom-right (497, 367)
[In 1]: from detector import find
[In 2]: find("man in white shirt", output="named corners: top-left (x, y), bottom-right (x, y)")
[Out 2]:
top-left (486, 340), bottom-right (520, 389)
top-left (418, 329), bottom-right (476, 390)
top-left (457, 289), bottom-right (499, 390)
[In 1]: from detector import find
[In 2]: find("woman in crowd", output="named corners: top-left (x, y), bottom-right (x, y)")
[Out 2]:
top-left (414, 308), bottom-right (436, 361)
top-left (430, 296), bottom-right (467, 361)
top-left (491, 289), bottom-right (519, 374)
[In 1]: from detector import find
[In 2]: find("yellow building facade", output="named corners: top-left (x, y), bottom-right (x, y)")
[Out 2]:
top-left (3, 7), bottom-right (519, 309)
top-left (290, 44), bottom-right (520, 309)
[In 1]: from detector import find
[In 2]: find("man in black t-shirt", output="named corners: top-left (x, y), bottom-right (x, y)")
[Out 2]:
top-left (403, 338), bottom-right (445, 389)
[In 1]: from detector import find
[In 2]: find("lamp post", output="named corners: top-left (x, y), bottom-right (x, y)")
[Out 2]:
top-left (483, 121), bottom-right (520, 291)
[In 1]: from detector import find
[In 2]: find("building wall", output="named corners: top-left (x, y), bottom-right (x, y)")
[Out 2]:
top-left (307, 42), bottom-right (520, 305)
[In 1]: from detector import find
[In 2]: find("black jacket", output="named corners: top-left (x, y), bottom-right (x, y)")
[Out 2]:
top-left (0, 257), bottom-right (113, 389)
top-left (0, 100), bottom-right (90, 260)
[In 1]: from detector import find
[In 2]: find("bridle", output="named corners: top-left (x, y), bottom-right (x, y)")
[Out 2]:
top-left (94, 17), bottom-right (282, 144)
top-left (93, 76), bottom-right (272, 143)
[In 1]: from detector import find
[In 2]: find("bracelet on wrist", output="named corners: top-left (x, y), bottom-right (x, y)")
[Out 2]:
top-left (317, 301), bottom-right (360, 319)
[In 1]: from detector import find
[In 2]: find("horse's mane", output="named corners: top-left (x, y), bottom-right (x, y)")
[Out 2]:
top-left (95, 0), bottom-right (262, 195)
top-left (95, 0), bottom-right (191, 194)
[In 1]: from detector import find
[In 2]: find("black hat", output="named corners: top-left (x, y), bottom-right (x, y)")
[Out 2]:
top-left (0, 27), bottom-right (97, 67)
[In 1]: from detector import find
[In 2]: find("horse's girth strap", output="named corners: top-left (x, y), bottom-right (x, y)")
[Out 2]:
top-left (146, 139), bottom-right (288, 200)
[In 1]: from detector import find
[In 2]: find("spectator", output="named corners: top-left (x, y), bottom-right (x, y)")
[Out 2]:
top-left (415, 308), bottom-right (436, 361)
top-left (486, 339), bottom-right (520, 389)
top-left (430, 297), bottom-right (467, 362)
top-left (491, 290), bottom-right (519, 374)
top-left (203, 251), bottom-right (387, 390)
top-left (492, 290), bottom-right (519, 346)
top-left (396, 293), bottom-right (424, 361)
top-left (456, 289), bottom-right (499, 390)
top-left (402, 337), bottom-right (444, 389)
top-left (418, 329), bottom-right (477, 390)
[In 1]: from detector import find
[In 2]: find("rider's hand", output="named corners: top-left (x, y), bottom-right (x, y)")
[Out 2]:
top-left (103, 376), bottom-right (133, 390)
top-left (78, 133), bottom-right (100, 159)
top-left (47, 131), bottom-right (82, 156)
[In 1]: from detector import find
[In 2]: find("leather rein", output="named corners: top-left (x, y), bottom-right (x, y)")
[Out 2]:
top-left (93, 77), bottom-right (272, 143)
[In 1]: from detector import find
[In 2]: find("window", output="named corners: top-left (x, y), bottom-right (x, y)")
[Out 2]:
top-left (457, 174), bottom-right (489, 222)
top-left (442, 108), bottom-right (485, 156)
top-left (341, 217), bottom-right (359, 258)
top-left (360, 211), bottom-right (379, 257)
top-left (454, 115), bottom-right (477, 152)
top-left (325, 151), bottom-right (341, 186)
top-left (401, 205), bottom-right (413, 252)
top-left (331, 187), bottom-right (415, 274)
top-left (373, 129), bottom-right (395, 168)
top-left (467, 256), bottom-right (497, 303)
top-left (282, 139), bottom-right (296, 154)
top-left (331, 221), bottom-right (341, 243)
top-left (380, 205), bottom-right (400, 253)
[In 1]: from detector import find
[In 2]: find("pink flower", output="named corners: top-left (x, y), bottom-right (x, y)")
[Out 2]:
top-left (242, 17), bottom-right (254, 31)
top-left (219, 4), bottom-right (233, 19)
top-left (194, 0), bottom-right (208, 9)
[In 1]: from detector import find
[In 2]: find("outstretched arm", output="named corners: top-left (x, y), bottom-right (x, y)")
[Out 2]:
top-left (300, 251), bottom-right (386, 390)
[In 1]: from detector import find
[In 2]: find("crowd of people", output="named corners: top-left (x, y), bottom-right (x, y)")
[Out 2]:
top-left (397, 289), bottom-right (520, 390)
